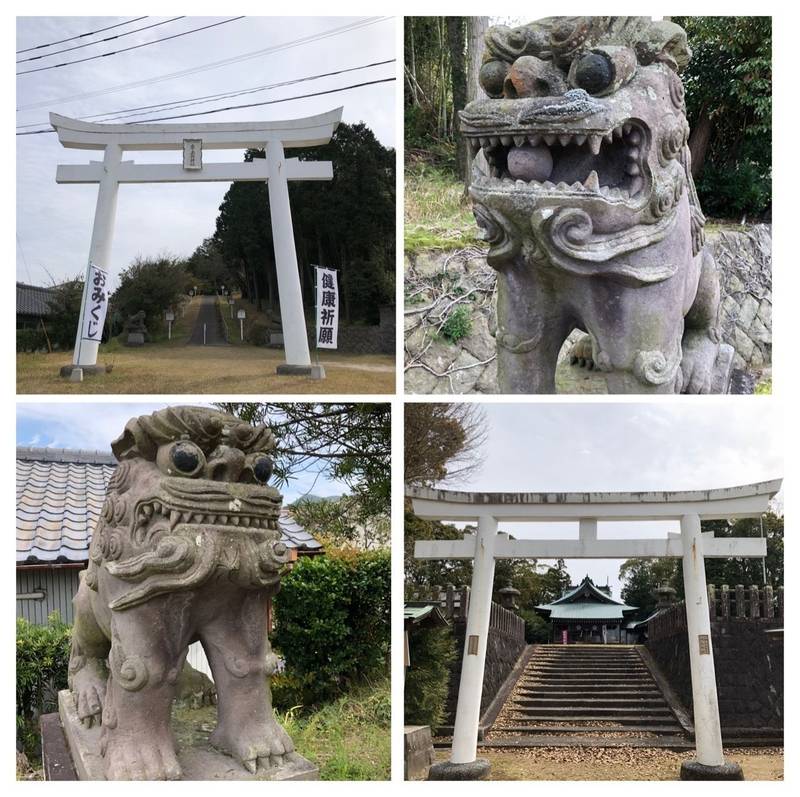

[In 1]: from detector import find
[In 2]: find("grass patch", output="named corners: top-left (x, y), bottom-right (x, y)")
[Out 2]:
top-left (755, 377), bottom-right (772, 394)
top-left (405, 160), bottom-right (483, 255)
top-left (17, 345), bottom-right (394, 394)
top-left (280, 676), bottom-right (390, 780)
top-left (440, 305), bottom-right (472, 343)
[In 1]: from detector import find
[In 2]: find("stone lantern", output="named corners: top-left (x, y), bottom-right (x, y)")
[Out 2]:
top-left (498, 583), bottom-right (520, 611)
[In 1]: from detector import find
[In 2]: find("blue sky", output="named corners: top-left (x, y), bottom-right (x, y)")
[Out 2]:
top-left (16, 401), bottom-right (348, 504)
top-left (16, 16), bottom-right (396, 287)
top-left (447, 401), bottom-right (783, 598)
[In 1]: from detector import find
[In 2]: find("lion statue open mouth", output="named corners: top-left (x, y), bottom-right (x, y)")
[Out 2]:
top-left (461, 16), bottom-right (734, 393)
top-left (68, 407), bottom-right (303, 779)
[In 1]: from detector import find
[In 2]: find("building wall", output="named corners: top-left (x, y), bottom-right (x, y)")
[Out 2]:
top-left (16, 568), bottom-right (82, 625)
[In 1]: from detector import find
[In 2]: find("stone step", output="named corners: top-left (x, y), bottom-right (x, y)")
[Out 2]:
top-left (529, 666), bottom-right (649, 673)
top-left (509, 712), bottom-right (676, 725)
top-left (513, 698), bottom-right (669, 708)
top-left (475, 736), bottom-right (694, 750)
top-left (512, 706), bottom-right (674, 716)
top-left (517, 686), bottom-right (663, 697)
top-left (495, 724), bottom-right (685, 735)
top-left (520, 676), bottom-right (654, 685)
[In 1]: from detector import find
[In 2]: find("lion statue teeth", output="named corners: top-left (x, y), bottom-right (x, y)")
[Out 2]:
top-left (461, 16), bottom-right (734, 393)
top-left (68, 406), bottom-right (300, 780)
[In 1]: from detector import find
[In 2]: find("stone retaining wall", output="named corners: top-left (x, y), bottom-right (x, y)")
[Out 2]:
top-left (646, 615), bottom-right (783, 732)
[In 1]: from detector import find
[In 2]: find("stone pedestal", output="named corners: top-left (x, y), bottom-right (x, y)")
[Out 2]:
top-left (57, 690), bottom-right (318, 781)
top-left (680, 759), bottom-right (744, 780)
top-left (428, 758), bottom-right (490, 780)
top-left (276, 363), bottom-right (325, 379)
top-left (404, 725), bottom-right (435, 780)
top-left (125, 332), bottom-right (145, 346)
top-left (59, 364), bottom-right (112, 380)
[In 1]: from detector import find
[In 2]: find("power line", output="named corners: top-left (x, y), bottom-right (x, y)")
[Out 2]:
top-left (17, 59), bottom-right (395, 129)
top-left (16, 77), bottom-right (396, 135)
top-left (16, 17), bottom-right (148, 54)
top-left (17, 17), bottom-right (245, 76)
top-left (16, 17), bottom-right (391, 112)
top-left (17, 17), bottom-right (186, 63)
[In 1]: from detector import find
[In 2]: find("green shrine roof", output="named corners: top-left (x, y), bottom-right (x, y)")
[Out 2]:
top-left (535, 575), bottom-right (638, 622)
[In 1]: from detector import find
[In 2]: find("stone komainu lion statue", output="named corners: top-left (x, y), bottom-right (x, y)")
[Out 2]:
top-left (68, 407), bottom-right (299, 779)
top-left (461, 16), bottom-right (734, 393)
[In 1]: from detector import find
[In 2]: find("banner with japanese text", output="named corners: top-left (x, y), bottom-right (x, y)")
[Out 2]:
top-left (80, 262), bottom-right (110, 342)
top-left (315, 266), bottom-right (339, 349)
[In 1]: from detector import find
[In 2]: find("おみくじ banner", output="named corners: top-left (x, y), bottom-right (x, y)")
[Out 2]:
top-left (81, 262), bottom-right (109, 342)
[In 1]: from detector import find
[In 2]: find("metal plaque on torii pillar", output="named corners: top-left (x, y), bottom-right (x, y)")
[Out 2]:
top-left (50, 109), bottom-right (342, 380)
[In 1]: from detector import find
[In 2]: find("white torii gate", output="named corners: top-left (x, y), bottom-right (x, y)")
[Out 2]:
top-left (410, 479), bottom-right (782, 781)
top-left (50, 109), bottom-right (342, 380)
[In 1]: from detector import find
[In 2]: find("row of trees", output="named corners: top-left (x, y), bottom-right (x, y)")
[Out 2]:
top-left (214, 123), bottom-right (396, 325)
top-left (405, 16), bottom-right (771, 219)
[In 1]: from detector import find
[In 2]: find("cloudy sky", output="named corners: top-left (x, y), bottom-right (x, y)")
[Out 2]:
top-left (16, 15), bottom-right (396, 287)
top-left (16, 402), bottom-right (350, 504)
top-left (447, 401), bottom-right (783, 597)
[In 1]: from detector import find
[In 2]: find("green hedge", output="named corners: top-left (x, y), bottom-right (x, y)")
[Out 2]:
top-left (273, 550), bottom-right (390, 708)
top-left (16, 615), bottom-right (72, 754)
top-left (404, 625), bottom-right (456, 728)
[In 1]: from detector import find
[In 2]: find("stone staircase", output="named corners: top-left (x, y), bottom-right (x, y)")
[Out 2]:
top-left (487, 644), bottom-right (689, 747)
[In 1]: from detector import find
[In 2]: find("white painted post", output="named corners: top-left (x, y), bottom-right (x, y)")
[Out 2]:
top-left (203, 323), bottom-right (206, 345)
top-left (72, 143), bottom-right (122, 367)
top-left (680, 512), bottom-right (725, 766)
top-left (450, 515), bottom-right (498, 764)
top-left (266, 140), bottom-right (312, 368)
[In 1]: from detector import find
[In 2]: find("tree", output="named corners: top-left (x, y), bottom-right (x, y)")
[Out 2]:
top-left (404, 403), bottom-right (486, 486)
top-left (674, 16), bottom-right (771, 218)
top-left (446, 17), bottom-right (468, 181)
top-left (185, 237), bottom-right (234, 293)
top-left (216, 403), bottom-right (390, 522)
top-left (618, 558), bottom-right (679, 620)
top-left (39, 276), bottom-right (86, 349)
top-left (214, 122), bottom-right (395, 323)
top-left (111, 255), bottom-right (190, 336)
top-left (291, 495), bottom-right (389, 551)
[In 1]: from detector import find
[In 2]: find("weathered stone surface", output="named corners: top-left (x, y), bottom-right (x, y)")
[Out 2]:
top-left (428, 758), bottom-right (490, 780)
top-left (65, 407), bottom-right (306, 780)
top-left (404, 725), bottom-right (435, 780)
top-left (679, 760), bottom-right (744, 781)
top-left (404, 228), bottom-right (770, 394)
top-left (459, 16), bottom-right (739, 393)
top-left (59, 691), bottom-right (318, 781)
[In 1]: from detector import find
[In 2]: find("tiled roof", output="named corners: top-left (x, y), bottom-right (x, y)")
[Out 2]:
top-left (17, 283), bottom-right (58, 317)
top-left (535, 574), bottom-right (638, 621)
top-left (16, 448), bottom-right (323, 564)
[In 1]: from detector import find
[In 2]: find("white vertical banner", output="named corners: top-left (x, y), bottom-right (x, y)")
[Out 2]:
top-left (314, 266), bottom-right (339, 349)
top-left (81, 262), bottom-right (110, 342)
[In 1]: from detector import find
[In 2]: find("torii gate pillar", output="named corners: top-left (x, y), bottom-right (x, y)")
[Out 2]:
top-left (50, 110), bottom-right (342, 381)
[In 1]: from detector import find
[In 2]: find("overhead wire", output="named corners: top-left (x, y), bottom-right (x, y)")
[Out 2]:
top-left (16, 77), bottom-right (396, 135)
top-left (16, 17), bottom-right (147, 53)
top-left (16, 58), bottom-right (395, 129)
top-left (16, 17), bottom-right (391, 112)
top-left (17, 17), bottom-right (186, 63)
top-left (17, 17), bottom-right (245, 76)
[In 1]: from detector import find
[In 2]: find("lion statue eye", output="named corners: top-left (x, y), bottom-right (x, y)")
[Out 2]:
top-left (572, 51), bottom-right (614, 95)
top-left (252, 456), bottom-right (273, 484)
top-left (168, 442), bottom-right (205, 476)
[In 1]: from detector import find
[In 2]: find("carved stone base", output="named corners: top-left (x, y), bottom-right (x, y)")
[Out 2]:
top-left (710, 343), bottom-right (735, 394)
top-left (679, 759), bottom-right (744, 780)
top-left (59, 364), bottom-right (113, 380)
top-left (427, 758), bottom-right (490, 780)
top-left (276, 363), bottom-right (326, 379)
top-left (58, 690), bottom-right (318, 781)
top-left (125, 333), bottom-right (145, 346)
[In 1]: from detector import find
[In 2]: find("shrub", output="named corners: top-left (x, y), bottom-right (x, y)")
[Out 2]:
top-left (404, 625), bottom-right (456, 728)
top-left (16, 614), bottom-right (72, 754)
top-left (440, 305), bottom-right (472, 343)
top-left (16, 328), bottom-right (49, 353)
top-left (246, 320), bottom-right (270, 346)
top-left (519, 609), bottom-right (552, 644)
top-left (273, 550), bottom-right (390, 707)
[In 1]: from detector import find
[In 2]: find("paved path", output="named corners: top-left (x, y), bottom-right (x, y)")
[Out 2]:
top-left (187, 296), bottom-right (228, 346)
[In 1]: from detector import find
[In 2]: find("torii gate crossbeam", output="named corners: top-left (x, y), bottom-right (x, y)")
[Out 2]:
top-left (409, 479), bottom-right (781, 781)
top-left (50, 109), bottom-right (343, 381)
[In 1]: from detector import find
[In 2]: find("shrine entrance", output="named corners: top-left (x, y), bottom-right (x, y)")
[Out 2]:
top-left (50, 109), bottom-right (342, 380)
top-left (409, 479), bottom-right (781, 781)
